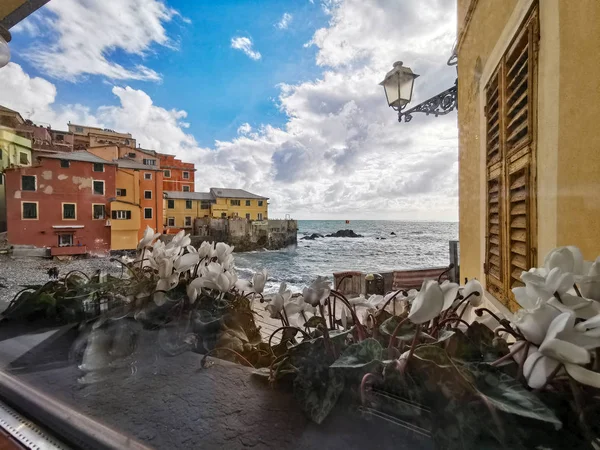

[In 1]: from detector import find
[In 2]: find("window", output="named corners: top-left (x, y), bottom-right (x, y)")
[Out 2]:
top-left (167, 199), bottom-right (175, 209)
top-left (257, 213), bottom-right (263, 220)
top-left (201, 202), bottom-right (210, 210)
top-left (185, 200), bottom-right (193, 209)
top-left (22, 202), bottom-right (38, 219)
top-left (221, 212), bottom-right (227, 218)
top-left (93, 180), bottom-right (104, 195)
top-left (164, 169), bottom-right (171, 178)
top-left (245, 200), bottom-right (251, 206)
top-left (60, 159), bottom-right (70, 168)
top-left (75, 126), bottom-right (83, 132)
top-left (144, 208), bottom-right (153, 219)
top-left (58, 234), bottom-right (73, 247)
top-left (143, 159), bottom-right (156, 166)
top-left (144, 190), bottom-right (152, 199)
top-left (185, 216), bottom-right (192, 227)
top-left (112, 210), bottom-right (132, 220)
top-left (19, 152), bottom-right (29, 165)
top-left (93, 163), bottom-right (104, 172)
top-left (230, 199), bottom-right (240, 206)
top-left (183, 171), bottom-right (189, 179)
top-left (55, 134), bottom-right (64, 142)
top-left (181, 185), bottom-right (190, 192)
top-left (484, 6), bottom-right (538, 310)
top-left (144, 172), bottom-right (152, 180)
top-left (258, 200), bottom-right (264, 206)
top-left (128, 152), bottom-right (136, 158)
top-left (116, 188), bottom-right (127, 196)
top-left (93, 204), bottom-right (105, 219)
top-left (21, 175), bottom-right (36, 191)
top-left (245, 213), bottom-right (251, 220)
top-left (167, 217), bottom-right (175, 227)
top-left (62, 203), bottom-right (76, 220)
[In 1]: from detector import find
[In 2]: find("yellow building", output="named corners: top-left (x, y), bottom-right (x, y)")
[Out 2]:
top-left (109, 167), bottom-right (141, 251)
top-left (164, 191), bottom-right (214, 230)
top-left (0, 124), bottom-right (32, 231)
top-left (457, 0), bottom-right (600, 312)
top-left (209, 188), bottom-right (268, 220)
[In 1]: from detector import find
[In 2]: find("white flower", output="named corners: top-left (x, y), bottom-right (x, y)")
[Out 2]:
top-left (221, 253), bottom-right (235, 271)
top-left (546, 293), bottom-right (600, 320)
top-left (266, 282), bottom-right (291, 319)
top-left (460, 279), bottom-right (483, 306)
top-left (408, 280), bottom-right (444, 324)
top-left (513, 300), bottom-right (561, 345)
top-left (167, 230), bottom-right (191, 250)
top-left (187, 284), bottom-right (198, 304)
top-left (215, 242), bottom-right (234, 263)
top-left (346, 294), bottom-right (384, 309)
top-left (518, 267), bottom-right (574, 307)
top-left (190, 262), bottom-right (231, 292)
top-left (137, 226), bottom-right (161, 250)
top-left (575, 314), bottom-right (600, 337)
top-left (440, 280), bottom-right (460, 311)
top-left (522, 311), bottom-right (600, 389)
top-left (223, 269), bottom-right (238, 291)
top-left (174, 252), bottom-right (200, 273)
top-left (252, 269), bottom-right (268, 294)
top-left (158, 257), bottom-right (173, 279)
top-left (544, 246), bottom-right (584, 275)
top-left (235, 279), bottom-right (253, 292)
top-left (578, 257), bottom-right (600, 301)
top-left (303, 276), bottom-right (331, 307)
top-left (198, 241), bottom-right (215, 260)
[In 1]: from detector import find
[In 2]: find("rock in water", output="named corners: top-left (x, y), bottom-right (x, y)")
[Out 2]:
top-left (390, 232), bottom-right (396, 236)
top-left (301, 233), bottom-right (324, 240)
top-left (326, 229), bottom-right (363, 238)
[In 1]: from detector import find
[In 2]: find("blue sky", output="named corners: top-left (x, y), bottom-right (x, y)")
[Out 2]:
top-left (1, 0), bottom-right (459, 220)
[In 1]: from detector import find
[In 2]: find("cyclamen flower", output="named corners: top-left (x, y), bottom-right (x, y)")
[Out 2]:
top-left (408, 280), bottom-right (444, 324)
top-left (266, 282), bottom-right (292, 319)
top-left (137, 226), bottom-right (161, 250)
top-left (252, 269), bottom-right (268, 294)
top-left (303, 276), bottom-right (331, 307)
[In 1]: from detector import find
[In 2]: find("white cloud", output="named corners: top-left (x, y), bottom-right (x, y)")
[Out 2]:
top-left (230, 37), bottom-right (262, 61)
top-left (25, 0), bottom-right (179, 81)
top-left (276, 12), bottom-right (293, 30)
top-left (237, 123), bottom-right (253, 135)
top-left (1, 0), bottom-right (459, 220)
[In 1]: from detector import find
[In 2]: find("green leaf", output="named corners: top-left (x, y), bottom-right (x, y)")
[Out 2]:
top-left (294, 365), bottom-right (344, 424)
top-left (442, 329), bottom-right (484, 362)
top-left (466, 363), bottom-right (562, 430)
top-left (304, 315), bottom-right (326, 328)
top-left (331, 338), bottom-right (384, 372)
top-left (379, 316), bottom-right (433, 342)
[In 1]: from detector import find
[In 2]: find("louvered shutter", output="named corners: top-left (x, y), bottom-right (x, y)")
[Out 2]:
top-left (483, 5), bottom-right (538, 311)
top-left (484, 70), bottom-right (504, 298)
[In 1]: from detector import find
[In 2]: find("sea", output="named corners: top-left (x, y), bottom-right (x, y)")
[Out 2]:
top-left (234, 220), bottom-right (458, 294)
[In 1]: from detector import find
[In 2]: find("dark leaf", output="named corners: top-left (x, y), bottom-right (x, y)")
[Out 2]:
top-left (294, 365), bottom-right (344, 424)
top-left (304, 315), bottom-right (326, 328)
top-left (331, 338), bottom-right (384, 373)
top-left (379, 316), bottom-right (433, 342)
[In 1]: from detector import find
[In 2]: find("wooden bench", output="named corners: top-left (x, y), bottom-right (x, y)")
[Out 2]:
top-left (391, 267), bottom-right (449, 291)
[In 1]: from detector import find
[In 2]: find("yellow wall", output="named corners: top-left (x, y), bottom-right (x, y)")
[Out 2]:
top-left (0, 128), bottom-right (32, 232)
top-left (109, 170), bottom-right (141, 250)
top-left (210, 197), bottom-right (268, 220)
top-left (457, 0), bottom-right (518, 283)
top-left (458, 0), bottom-right (600, 309)
top-left (164, 198), bottom-right (209, 228)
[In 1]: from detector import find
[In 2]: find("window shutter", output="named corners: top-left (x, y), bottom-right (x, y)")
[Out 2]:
top-left (485, 71), bottom-right (501, 166)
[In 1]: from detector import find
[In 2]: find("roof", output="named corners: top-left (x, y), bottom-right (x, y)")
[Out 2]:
top-left (164, 191), bottom-right (214, 201)
top-left (0, 105), bottom-right (25, 124)
top-left (115, 159), bottom-right (161, 171)
top-left (40, 150), bottom-right (117, 165)
top-left (209, 188), bottom-right (268, 200)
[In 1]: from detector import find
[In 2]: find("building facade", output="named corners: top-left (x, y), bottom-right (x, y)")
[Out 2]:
top-left (159, 153), bottom-right (195, 192)
top-left (164, 191), bottom-right (213, 230)
top-left (4, 151), bottom-right (116, 255)
top-left (209, 188), bottom-right (268, 220)
top-left (67, 124), bottom-right (136, 150)
top-left (457, 0), bottom-right (600, 311)
top-left (0, 126), bottom-right (32, 231)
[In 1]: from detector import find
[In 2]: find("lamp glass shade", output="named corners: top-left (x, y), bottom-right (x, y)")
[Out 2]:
top-left (380, 62), bottom-right (419, 109)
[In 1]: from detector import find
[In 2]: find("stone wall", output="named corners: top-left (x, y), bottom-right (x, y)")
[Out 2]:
top-left (190, 218), bottom-right (297, 252)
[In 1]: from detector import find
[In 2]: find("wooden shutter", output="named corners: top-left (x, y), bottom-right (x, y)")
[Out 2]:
top-left (484, 70), bottom-right (505, 298)
top-left (483, 5), bottom-right (538, 311)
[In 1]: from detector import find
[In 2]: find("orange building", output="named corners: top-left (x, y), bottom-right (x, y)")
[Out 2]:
top-left (159, 153), bottom-right (195, 192)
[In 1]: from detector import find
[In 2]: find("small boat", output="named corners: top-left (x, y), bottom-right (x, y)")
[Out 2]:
top-left (345, 220), bottom-right (350, 224)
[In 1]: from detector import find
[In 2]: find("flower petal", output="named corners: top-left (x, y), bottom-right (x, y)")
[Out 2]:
top-left (564, 363), bottom-right (600, 388)
top-left (462, 279), bottom-right (483, 306)
top-left (408, 280), bottom-right (444, 324)
top-left (523, 352), bottom-right (561, 389)
top-left (539, 338), bottom-right (591, 365)
top-left (513, 286), bottom-right (538, 310)
top-left (513, 303), bottom-right (561, 345)
top-left (441, 281), bottom-right (459, 311)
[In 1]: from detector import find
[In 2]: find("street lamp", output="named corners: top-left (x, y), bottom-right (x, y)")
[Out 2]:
top-left (380, 58), bottom-right (458, 123)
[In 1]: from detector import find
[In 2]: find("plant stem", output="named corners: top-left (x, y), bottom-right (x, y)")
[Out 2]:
top-left (568, 375), bottom-right (595, 446)
top-left (402, 327), bottom-right (421, 372)
top-left (387, 317), bottom-right (410, 350)
top-left (535, 363), bottom-right (563, 391)
top-left (319, 304), bottom-right (333, 357)
top-left (380, 289), bottom-right (407, 314)
top-left (268, 326), bottom-right (311, 352)
top-left (360, 372), bottom-right (382, 405)
top-left (330, 289), bottom-right (367, 340)
top-left (516, 341), bottom-right (530, 381)
top-left (327, 297), bottom-right (334, 330)
top-left (490, 341), bottom-right (527, 367)
top-left (553, 291), bottom-right (563, 304)
top-left (573, 284), bottom-right (583, 297)
top-left (438, 263), bottom-right (454, 283)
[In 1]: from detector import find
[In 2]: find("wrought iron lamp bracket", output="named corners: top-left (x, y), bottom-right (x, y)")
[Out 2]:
top-left (397, 79), bottom-right (458, 123)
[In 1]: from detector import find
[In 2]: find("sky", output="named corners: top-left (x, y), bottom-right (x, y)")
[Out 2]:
top-left (0, 0), bottom-right (458, 221)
